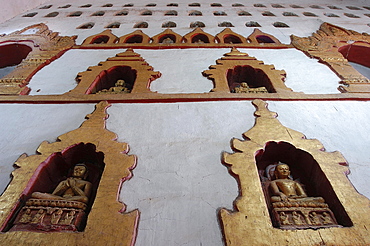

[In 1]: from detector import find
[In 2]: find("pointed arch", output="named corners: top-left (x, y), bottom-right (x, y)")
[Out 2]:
top-left (215, 28), bottom-right (247, 44)
top-left (69, 49), bottom-right (160, 95)
top-left (247, 29), bottom-right (282, 44)
top-left (202, 48), bottom-right (290, 93)
top-left (151, 29), bottom-right (182, 44)
top-left (182, 28), bottom-right (215, 44)
top-left (82, 30), bottom-right (118, 45)
top-left (118, 30), bottom-right (151, 44)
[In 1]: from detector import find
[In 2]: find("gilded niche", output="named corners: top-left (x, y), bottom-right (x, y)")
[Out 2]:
top-left (67, 48), bottom-right (161, 95)
top-left (203, 48), bottom-right (291, 94)
top-left (9, 145), bottom-right (105, 232)
top-left (259, 158), bottom-right (339, 229)
top-left (0, 23), bottom-right (76, 95)
top-left (0, 102), bottom-right (139, 245)
top-left (291, 22), bottom-right (370, 93)
top-left (220, 99), bottom-right (370, 246)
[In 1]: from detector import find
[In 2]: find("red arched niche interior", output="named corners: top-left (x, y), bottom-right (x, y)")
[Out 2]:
top-left (256, 35), bottom-right (275, 43)
top-left (159, 34), bottom-right (176, 43)
top-left (338, 44), bottom-right (370, 68)
top-left (227, 65), bottom-right (276, 92)
top-left (224, 35), bottom-right (242, 44)
top-left (191, 34), bottom-right (210, 43)
top-left (125, 35), bottom-right (143, 43)
top-left (86, 66), bottom-right (137, 94)
top-left (255, 141), bottom-right (352, 227)
top-left (0, 43), bottom-right (32, 68)
top-left (2, 142), bottom-right (105, 232)
top-left (91, 35), bottom-right (110, 44)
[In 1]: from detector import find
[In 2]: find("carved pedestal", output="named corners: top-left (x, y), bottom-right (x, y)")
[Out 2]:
top-left (11, 199), bottom-right (86, 232)
top-left (272, 201), bottom-right (338, 229)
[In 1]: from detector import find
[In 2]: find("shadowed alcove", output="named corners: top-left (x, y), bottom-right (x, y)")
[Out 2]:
top-left (87, 66), bottom-right (136, 94)
top-left (227, 65), bottom-right (275, 92)
top-left (0, 44), bottom-right (32, 78)
top-left (4, 143), bottom-right (105, 232)
top-left (255, 141), bottom-right (352, 228)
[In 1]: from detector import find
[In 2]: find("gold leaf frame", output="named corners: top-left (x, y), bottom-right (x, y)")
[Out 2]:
top-left (0, 101), bottom-right (139, 245)
top-left (202, 48), bottom-right (292, 94)
top-left (220, 99), bottom-right (370, 245)
top-left (291, 22), bottom-right (370, 93)
top-left (0, 23), bottom-right (76, 95)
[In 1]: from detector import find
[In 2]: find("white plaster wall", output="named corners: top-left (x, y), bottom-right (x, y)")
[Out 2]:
top-left (0, 101), bottom-right (368, 245)
top-left (107, 101), bottom-right (254, 246)
top-left (106, 101), bottom-right (370, 246)
top-left (29, 49), bottom-right (125, 95)
top-left (29, 48), bottom-right (340, 95)
top-left (0, 0), bottom-right (368, 45)
top-left (0, 0), bottom-right (50, 24)
top-left (0, 104), bottom-right (95, 194)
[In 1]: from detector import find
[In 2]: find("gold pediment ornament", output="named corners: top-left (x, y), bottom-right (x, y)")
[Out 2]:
top-left (68, 48), bottom-right (161, 95)
top-left (0, 101), bottom-right (139, 245)
top-left (78, 28), bottom-right (289, 48)
top-left (220, 99), bottom-right (370, 245)
top-left (0, 23), bottom-right (76, 95)
top-left (203, 48), bottom-right (291, 93)
top-left (291, 23), bottom-right (370, 93)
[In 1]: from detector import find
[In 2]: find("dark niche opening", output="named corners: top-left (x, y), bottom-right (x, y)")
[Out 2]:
top-left (2, 143), bottom-right (105, 232)
top-left (223, 35), bottom-right (242, 44)
top-left (91, 35), bottom-right (110, 44)
top-left (77, 22), bottom-right (95, 29)
top-left (218, 22), bottom-right (234, 28)
top-left (245, 21), bottom-right (261, 27)
top-left (255, 141), bottom-right (353, 229)
top-left (88, 66), bottom-right (137, 94)
top-left (191, 34), bottom-right (210, 43)
top-left (190, 21), bottom-right (205, 28)
top-left (134, 22), bottom-right (148, 28)
top-left (162, 21), bottom-right (176, 28)
top-left (125, 35), bottom-right (143, 43)
top-left (256, 35), bottom-right (275, 43)
top-left (0, 44), bottom-right (32, 78)
top-left (227, 65), bottom-right (275, 92)
top-left (159, 34), bottom-right (176, 43)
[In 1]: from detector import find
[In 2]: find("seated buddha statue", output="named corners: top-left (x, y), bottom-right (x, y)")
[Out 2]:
top-left (270, 163), bottom-right (324, 203)
top-left (31, 164), bottom-right (92, 204)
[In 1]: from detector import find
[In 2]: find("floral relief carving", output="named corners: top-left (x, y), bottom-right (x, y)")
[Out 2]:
top-left (0, 23), bottom-right (76, 95)
top-left (291, 22), bottom-right (370, 93)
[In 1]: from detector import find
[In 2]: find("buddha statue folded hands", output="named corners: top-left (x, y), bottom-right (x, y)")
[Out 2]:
top-left (31, 164), bottom-right (92, 204)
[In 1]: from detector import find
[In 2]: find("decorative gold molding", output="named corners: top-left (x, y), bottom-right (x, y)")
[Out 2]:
top-left (291, 22), bottom-right (370, 93)
top-left (220, 99), bottom-right (370, 245)
top-left (182, 27), bottom-right (216, 44)
top-left (151, 29), bottom-right (183, 44)
top-left (215, 28), bottom-right (248, 44)
top-left (82, 29), bottom-right (118, 45)
top-left (0, 23), bottom-right (76, 95)
top-left (0, 101), bottom-right (139, 245)
top-left (247, 28), bottom-right (282, 44)
top-left (118, 30), bottom-right (151, 44)
top-left (78, 28), bottom-right (291, 49)
top-left (67, 48), bottom-right (161, 95)
top-left (203, 48), bottom-right (292, 94)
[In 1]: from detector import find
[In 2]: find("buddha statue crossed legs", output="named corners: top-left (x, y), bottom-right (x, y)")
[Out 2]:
top-left (270, 163), bottom-right (324, 203)
top-left (31, 164), bottom-right (92, 204)
top-left (266, 162), bottom-right (338, 229)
